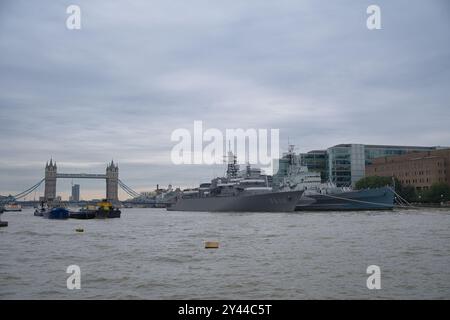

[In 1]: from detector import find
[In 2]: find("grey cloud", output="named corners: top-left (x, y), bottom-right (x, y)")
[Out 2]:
top-left (0, 0), bottom-right (449, 197)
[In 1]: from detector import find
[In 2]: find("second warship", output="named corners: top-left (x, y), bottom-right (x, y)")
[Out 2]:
top-left (277, 145), bottom-right (395, 211)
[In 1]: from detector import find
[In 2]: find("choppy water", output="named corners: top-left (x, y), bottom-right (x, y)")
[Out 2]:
top-left (0, 208), bottom-right (449, 299)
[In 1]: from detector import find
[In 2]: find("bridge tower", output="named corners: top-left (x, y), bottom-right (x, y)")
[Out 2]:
top-left (44, 159), bottom-right (57, 201)
top-left (106, 160), bottom-right (119, 202)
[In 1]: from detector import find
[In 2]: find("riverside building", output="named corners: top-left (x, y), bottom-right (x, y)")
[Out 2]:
top-left (274, 144), bottom-right (438, 187)
top-left (366, 148), bottom-right (450, 191)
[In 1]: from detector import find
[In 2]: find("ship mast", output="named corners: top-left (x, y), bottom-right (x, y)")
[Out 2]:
top-left (226, 141), bottom-right (239, 179)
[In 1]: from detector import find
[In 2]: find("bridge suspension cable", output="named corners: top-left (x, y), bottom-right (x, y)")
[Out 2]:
top-left (13, 179), bottom-right (45, 200)
top-left (1, 179), bottom-right (45, 203)
top-left (119, 183), bottom-right (140, 198)
top-left (119, 182), bottom-right (140, 198)
top-left (118, 180), bottom-right (140, 198)
top-left (120, 186), bottom-right (139, 199)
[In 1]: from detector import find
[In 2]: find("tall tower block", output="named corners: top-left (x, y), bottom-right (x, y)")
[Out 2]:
top-left (106, 160), bottom-right (119, 202)
top-left (44, 159), bottom-right (57, 200)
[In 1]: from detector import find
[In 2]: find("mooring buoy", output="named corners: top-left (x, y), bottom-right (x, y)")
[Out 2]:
top-left (205, 241), bottom-right (219, 249)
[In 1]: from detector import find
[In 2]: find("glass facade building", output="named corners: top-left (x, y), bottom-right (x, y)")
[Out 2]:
top-left (327, 144), bottom-right (437, 187)
top-left (273, 144), bottom-right (438, 188)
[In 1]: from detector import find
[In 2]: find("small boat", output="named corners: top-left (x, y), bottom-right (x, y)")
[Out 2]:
top-left (34, 200), bottom-right (69, 220)
top-left (34, 201), bottom-right (47, 216)
top-left (43, 207), bottom-right (69, 219)
top-left (3, 203), bottom-right (22, 212)
top-left (0, 210), bottom-right (7, 227)
top-left (95, 200), bottom-right (121, 219)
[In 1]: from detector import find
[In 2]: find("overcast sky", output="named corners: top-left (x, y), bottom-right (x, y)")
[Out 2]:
top-left (0, 0), bottom-right (449, 200)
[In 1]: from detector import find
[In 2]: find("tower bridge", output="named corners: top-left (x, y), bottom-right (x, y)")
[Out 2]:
top-left (1, 160), bottom-right (142, 204)
top-left (44, 159), bottom-right (119, 202)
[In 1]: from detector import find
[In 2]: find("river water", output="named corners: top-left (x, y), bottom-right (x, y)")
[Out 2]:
top-left (0, 208), bottom-right (449, 299)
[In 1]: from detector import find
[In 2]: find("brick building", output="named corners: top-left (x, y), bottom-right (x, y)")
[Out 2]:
top-left (366, 149), bottom-right (450, 191)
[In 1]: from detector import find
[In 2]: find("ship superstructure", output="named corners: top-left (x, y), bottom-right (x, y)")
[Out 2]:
top-left (167, 150), bottom-right (303, 212)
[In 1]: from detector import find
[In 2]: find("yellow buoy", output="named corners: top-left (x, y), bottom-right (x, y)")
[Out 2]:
top-left (76, 228), bottom-right (84, 233)
top-left (205, 241), bottom-right (219, 249)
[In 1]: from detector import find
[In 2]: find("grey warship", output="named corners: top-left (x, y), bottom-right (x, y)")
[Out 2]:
top-left (277, 145), bottom-right (395, 211)
top-left (167, 151), bottom-right (303, 212)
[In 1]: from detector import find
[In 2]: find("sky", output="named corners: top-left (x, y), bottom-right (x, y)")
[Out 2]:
top-left (0, 0), bottom-right (449, 200)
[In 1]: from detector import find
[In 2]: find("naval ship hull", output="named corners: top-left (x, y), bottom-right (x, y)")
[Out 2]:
top-left (167, 190), bottom-right (303, 212)
top-left (295, 187), bottom-right (395, 211)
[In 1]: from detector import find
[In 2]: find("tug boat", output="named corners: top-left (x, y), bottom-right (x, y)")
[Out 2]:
top-left (68, 201), bottom-right (121, 219)
top-left (95, 200), bottom-right (121, 219)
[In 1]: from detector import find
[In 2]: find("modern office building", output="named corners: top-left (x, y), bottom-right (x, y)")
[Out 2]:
top-left (327, 144), bottom-right (438, 187)
top-left (273, 144), bottom-right (439, 188)
top-left (366, 148), bottom-right (450, 190)
top-left (71, 184), bottom-right (80, 202)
